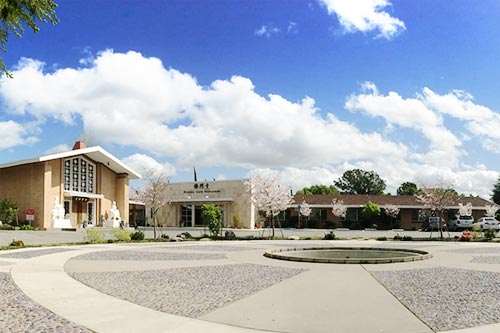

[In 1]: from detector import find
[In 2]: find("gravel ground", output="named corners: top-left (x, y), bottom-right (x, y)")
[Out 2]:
top-left (72, 250), bottom-right (226, 261)
top-left (159, 245), bottom-right (261, 252)
top-left (371, 267), bottom-right (500, 331)
top-left (0, 272), bottom-right (93, 333)
top-left (0, 248), bottom-right (75, 259)
top-left (442, 247), bottom-right (500, 254)
top-left (69, 264), bottom-right (306, 318)
top-left (471, 256), bottom-right (500, 264)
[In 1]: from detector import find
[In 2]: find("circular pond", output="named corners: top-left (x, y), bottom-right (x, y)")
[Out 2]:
top-left (264, 247), bottom-right (432, 264)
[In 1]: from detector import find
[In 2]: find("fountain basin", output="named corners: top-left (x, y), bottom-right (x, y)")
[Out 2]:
top-left (264, 247), bottom-right (432, 264)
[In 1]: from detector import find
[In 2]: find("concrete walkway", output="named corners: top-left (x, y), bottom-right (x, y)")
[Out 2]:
top-left (2, 240), bottom-right (500, 332)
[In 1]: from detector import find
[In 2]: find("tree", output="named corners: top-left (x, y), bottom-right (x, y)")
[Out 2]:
top-left (245, 174), bottom-right (294, 237)
top-left (416, 187), bottom-right (457, 239)
top-left (0, 198), bottom-right (17, 224)
top-left (397, 182), bottom-right (418, 195)
top-left (334, 169), bottom-right (386, 194)
top-left (298, 201), bottom-right (311, 228)
top-left (361, 201), bottom-right (381, 219)
top-left (296, 184), bottom-right (339, 195)
top-left (0, 0), bottom-right (58, 77)
top-left (384, 204), bottom-right (400, 229)
top-left (331, 198), bottom-right (347, 218)
top-left (492, 177), bottom-right (500, 205)
top-left (135, 168), bottom-right (170, 239)
top-left (201, 204), bottom-right (222, 237)
top-left (485, 204), bottom-right (500, 217)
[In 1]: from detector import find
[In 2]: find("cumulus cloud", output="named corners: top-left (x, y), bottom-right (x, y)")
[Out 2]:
top-left (44, 143), bottom-right (72, 155)
top-left (0, 50), bottom-right (406, 170)
top-left (122, 153), bottom-right (176, 177)
top-left (319, 0), bottom-right (406, 39)
top-left (0, 120), bottom-right (38, 150)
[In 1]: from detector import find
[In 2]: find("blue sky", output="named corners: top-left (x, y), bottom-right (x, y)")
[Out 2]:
top-left (0, 0), bottom-right (499, 198)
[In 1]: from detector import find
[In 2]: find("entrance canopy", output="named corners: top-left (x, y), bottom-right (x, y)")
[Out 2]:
top-left (64, 190), bottom-right (104, 199)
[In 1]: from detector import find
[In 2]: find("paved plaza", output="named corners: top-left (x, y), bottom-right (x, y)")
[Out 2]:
top-left (1, 239), bottom-right (500, 332)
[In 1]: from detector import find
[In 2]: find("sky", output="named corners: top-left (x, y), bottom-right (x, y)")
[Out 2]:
top-left (0, 0), bottom-right (499, 199)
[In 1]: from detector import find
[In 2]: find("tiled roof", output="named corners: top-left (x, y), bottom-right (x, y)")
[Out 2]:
top-left (292, 194), bottom-right (493, 208)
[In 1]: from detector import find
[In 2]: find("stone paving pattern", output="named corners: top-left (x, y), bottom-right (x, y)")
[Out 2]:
top-left (371, 267), bottom-right (500, 331)
top-left (471, 256), bottom-right (500, 264)
top-left (160, 245), bottom-right (260, 252)
top-left (442, 247), bottom-right (500, 254)
top-left (72, 250), bottom-right (226, 261)
top-left (0, 272), bottom-right (93, 333)
top-left (69, 264), bottom-right (306, 318)
top-left (0, 248), bottom-right (75, 259)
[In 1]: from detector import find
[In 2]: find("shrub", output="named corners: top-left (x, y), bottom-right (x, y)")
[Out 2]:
top-left (323, 231), bottom-right (336, 240)
top-left (233, 213), bottom-right (240, 228)
top-left (224, 230), bottom-right (236, 240)
top-left (9, 239), bottom-right (24, 247)
top-left (19, 224), bottom-right (34, 231)
top-left (484, 228), bottom-right (497, 241)
top-left (131, 231), bottom-right (145, 241)
top-left (177, 232), bottom-right (192, 239)
top-left (85, 228), bottom-right (105, 243)
top-left (201, 204), bottom-right (222, 236)
top-left (471, 225), bottom-right (481, 240)
top-left (459, 230), bottom-right (473, 242)
top-left (160, 233), bottom-right (169, 240)
top-left (393, 234), bottom-right (402, 241)
top-left (402, 236), bottom-right (413, 241)
top-left (0, 199), bottom-right (17, 224)
top-left (376, 236), bottom-right (387, 241)
top-left (111, 228), bottom-right (131, 242)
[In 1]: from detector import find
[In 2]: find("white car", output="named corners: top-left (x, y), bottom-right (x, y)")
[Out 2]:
top-left (448, 215), bottom-right (474, 231)
top-left (472, 217), bottom-right (500, 230)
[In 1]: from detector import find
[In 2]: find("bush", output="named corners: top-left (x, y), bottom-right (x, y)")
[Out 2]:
top-left (233, 213), bottom-right (240, 228)
top-left (459, 230), bottom-right (473, 242)
top-left (9, 239), bottom-right (24, 247)
top-left (376, 236), bottom-right (387, 241)
top-left (160, 233), bottom-right (169, 240)
top-left (19, 224), bottom-right (34, 231)
top-left (130, 231), bottom-right (145, 241)
top-left (393, 234), bottom-right (402, 241)
top-left (484, 228), bottom-right (497, 241)
top-left (177, 232), bottom-right (192, 239)
top-left (0, 198), bottom-right (17, 224)
top-left (201, 204), bottom-right (222, 236)
top-left (224, 230), bottom-right (236, 240)
top-left (111, 228), bottom-right (131, 242)
top-left (85, 228), bottom-right (105, 243)
top-left (401, 236), bottom-right (413, 241)
top-left (323, 231), bottom-right (336, 240)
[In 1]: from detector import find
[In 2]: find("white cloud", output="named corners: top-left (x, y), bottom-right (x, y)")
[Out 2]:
top-left (122, 153), bottom-right (175, 177)
top-left (0, 120), bottom-right (38, 150)
top-left (44, 143), bottom-right (71, 155)
top-left (254, 25), bottom-right (280, 38)
top-left (287, 21), bottom-right (298, 33)
top-left (319, 0), bottom-right (406, 39)
top-left (0, 50), bottom-right (406, 170)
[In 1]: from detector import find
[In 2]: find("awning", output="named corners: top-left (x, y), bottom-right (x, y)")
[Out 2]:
top-left (64, 191), bottom-right (104, 199)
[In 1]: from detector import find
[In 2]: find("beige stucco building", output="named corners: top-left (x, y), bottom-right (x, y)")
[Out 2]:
top-left (0, 142), bottom-right (140, 229)
top-left (157, 180), bottom-right (256, 229)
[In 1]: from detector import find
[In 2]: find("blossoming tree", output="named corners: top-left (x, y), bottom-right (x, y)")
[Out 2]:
top-left (484, 204), bottom-right (499, 217)
top-left (331, 198), bottom-right (347, 217)
top-left (458, 202), bottom-right (473, 216)
top-left (245, 174), bottom-right (294, 237)
top-left (384, 204), bottom-right (400, 229)
top-left (299, 201), bottom-right (311, 228)
top-left (415, 187), bottom-right (457, 239)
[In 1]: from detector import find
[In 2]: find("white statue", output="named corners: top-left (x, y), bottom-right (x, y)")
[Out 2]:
top-left (51, 197), bottom-right (65, 220)
top-left (109, 201), bottom-right (121, 221)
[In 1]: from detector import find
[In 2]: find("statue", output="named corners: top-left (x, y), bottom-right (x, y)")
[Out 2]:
top-left (51, 197), bottom-right (65, 220)
top-left (109, 201), bottom-right (121, 221)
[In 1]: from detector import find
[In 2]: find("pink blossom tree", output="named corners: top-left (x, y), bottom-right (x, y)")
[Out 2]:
top-left (485, 204), bottom-right (500, 217)
top-left (383, 204), bottom-right (400, 229)
top-left (245, 175), bottom-right (294, 237)
top-left (458, 202), bottom-right (472, 216)
top-left (299, 201), bottom-right (311, 228)
top-left (415, 187), bottom-right (457, 239)
top-left (331, 198), bottom-right (347, 217)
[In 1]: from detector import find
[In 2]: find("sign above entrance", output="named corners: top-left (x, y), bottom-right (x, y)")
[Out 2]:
top-left (74, 197), bottom-right (89, 202)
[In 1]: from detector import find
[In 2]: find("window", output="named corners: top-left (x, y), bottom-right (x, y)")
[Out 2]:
top-left (346, 208), bottom-right (358, 222)
top-left (64, 157), bottom-right (95, 193)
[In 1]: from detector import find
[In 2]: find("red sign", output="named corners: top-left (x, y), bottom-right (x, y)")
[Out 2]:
top-left (25, 209), bottom-right (35, 215)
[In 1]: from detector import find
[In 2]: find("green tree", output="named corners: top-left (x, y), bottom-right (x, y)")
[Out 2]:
top-left (201, 204), bottom-right (222, 237)
top-left (0, 0), bottom-right (58, 77)
top-left (334, 169), bottom-right (386, 194)
top-left (397, 182), bottom-right (418, 195)
top-left (296, 184), bottom-right (340, 195)
top-left (0, 198), bottom-right (17, 224)
top-left (361, 201), bottom-right (381, 219)
top-left (492, 177), bottom-right (500, 205)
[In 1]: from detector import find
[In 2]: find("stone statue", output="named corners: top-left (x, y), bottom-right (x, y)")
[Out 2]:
top-left (51, 197), bottom-right (65, 220)
top-left (109, 201), bottom-right (121, 221)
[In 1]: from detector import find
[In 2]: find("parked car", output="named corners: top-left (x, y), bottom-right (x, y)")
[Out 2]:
top-left (448, 215), bottom-right (474, 231)
top-left (472, 217), bottom-right (500, 230)
top-left (422, 216), bottom-right (446, 231)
